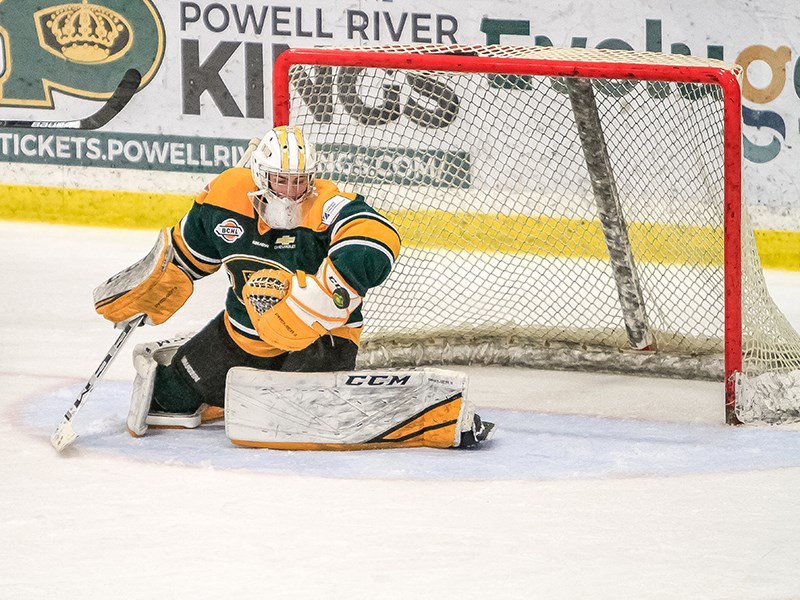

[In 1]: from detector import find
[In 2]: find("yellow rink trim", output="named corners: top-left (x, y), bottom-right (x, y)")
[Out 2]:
top-left (392, 209), bottom-right (799, 270)
top-left (0, 183), bottom-right (193, 229)
top-left (0, 184), bottom-right (798, 271)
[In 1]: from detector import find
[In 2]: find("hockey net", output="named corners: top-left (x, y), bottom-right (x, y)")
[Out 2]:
top-left (273, 44), bottom-right (800, 424)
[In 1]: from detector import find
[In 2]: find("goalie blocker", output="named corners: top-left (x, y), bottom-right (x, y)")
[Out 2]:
top-left (225, 367), bottom-right (495, 449)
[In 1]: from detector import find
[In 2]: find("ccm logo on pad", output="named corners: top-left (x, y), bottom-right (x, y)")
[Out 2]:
top-left (345, 374), bottom-right (411, 386)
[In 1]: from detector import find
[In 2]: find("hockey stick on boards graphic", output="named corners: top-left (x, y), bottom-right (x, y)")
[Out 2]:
top-left (51, 314), bottom-right (146, 452)
top-left (0, 68), bottom-right (141, 130)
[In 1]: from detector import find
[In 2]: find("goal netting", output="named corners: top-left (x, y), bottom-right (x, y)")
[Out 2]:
top-left (273, 44), bottom-right (800, 424)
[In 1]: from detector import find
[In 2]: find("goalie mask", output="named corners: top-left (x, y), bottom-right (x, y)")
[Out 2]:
top-left (248, 126), bottom-right (317, 229)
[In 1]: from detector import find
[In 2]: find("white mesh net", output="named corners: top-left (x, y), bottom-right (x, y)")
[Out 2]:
top-left (281, 44), bottom-right (800, 423)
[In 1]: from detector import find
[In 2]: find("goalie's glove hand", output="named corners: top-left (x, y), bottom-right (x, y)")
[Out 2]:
top-left (94, 228), bottom-right (194, 327)
top-left (243, 259), bottom-right (361, 352)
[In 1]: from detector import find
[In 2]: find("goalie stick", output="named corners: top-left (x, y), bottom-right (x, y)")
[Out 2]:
top-left (50, 314), bottom-right (146, 452)
top-left (0, 68), bottom-right (141, 130)
top-left (51, 128), bottom-right (254, 453)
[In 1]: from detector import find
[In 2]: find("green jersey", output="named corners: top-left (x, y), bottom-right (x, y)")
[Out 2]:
top-left (170, 168), bottom-right (401, 356)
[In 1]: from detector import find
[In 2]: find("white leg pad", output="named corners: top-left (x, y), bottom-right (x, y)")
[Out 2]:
top-left (127, 334), bottom-right (194, 437)
top-left (224, 367), bottom-right (475, 449)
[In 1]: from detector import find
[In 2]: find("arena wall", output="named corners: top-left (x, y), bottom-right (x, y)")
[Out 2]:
top-left (0, 0), bottom-right (798, 268)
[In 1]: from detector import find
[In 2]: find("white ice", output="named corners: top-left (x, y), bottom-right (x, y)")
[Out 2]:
top-left (1, 221), bottom-right (800, 599)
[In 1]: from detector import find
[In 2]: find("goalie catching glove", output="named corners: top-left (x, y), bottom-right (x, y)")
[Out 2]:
top-left (94, 228), bottom-right (194, 327)
top-left (243, 258), bottom-right (361, 352)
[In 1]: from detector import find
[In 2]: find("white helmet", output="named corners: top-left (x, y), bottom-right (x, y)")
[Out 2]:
top-left (249, 126), bottom-right (316, 205)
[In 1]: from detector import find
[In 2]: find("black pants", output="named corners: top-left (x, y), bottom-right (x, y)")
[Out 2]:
top-left (152, 312), bottom-right (358, 413)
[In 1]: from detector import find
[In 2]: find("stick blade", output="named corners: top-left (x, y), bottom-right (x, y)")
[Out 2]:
top-left (51, 422), bottom-right (78, 452)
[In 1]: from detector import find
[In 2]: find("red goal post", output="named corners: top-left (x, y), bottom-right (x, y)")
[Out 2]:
top-left (271, 44), bottom-right (800, 425)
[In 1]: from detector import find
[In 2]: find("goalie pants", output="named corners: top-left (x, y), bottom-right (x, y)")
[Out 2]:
top-left (152, 312), bottom-right (358, 413)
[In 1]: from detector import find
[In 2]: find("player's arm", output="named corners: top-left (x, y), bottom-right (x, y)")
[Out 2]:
top-left (169, 183), bottom-right (228, 281)
top-left (243, 200), bottom-right (401, 351)
top-left (326, 199), bottom-right (401, 296)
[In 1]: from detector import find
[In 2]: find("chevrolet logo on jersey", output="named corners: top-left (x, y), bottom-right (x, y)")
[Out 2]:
top-left (0, 0), bottom-right (164, 107)
top-left (275, 235), bottom-right (296, 249)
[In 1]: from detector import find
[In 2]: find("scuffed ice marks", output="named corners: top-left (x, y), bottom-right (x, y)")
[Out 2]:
top-left (18, 380), bottom-right (800, 481)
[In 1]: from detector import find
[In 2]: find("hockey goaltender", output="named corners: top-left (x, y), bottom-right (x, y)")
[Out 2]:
top-left (92, 126), bottom-right (495, 450)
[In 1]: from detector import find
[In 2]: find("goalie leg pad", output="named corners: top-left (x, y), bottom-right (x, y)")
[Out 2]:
top-left (225, 368), bottom-right (485, 449)
top-left (127, 334), bottom-right (200, 437)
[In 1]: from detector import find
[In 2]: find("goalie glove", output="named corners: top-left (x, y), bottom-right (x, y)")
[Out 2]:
top-left (243, 258), bottom-right (361, 352)
top-left (94, 228), bottom-right (194, 327)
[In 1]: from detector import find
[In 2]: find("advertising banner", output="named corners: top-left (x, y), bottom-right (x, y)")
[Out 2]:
top-left (1, 0), bottom-right (799, 228)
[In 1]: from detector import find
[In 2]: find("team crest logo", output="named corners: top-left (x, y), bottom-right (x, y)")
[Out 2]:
top-left (214, 219), bottom-right (244, 243)
top-left (34, 1), bottom-right (133, 64)
top-left (0, 0), bottom-right (164, 107)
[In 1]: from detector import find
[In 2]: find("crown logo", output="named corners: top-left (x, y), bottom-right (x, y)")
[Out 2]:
top-left (35, 1), bottom-right (133, 64)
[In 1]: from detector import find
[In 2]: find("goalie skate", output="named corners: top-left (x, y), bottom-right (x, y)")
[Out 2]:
top-left (145, 407), bottom-right (202, 430)
top-left (127, 334), bottom-right (197, 437)
top-left (459, 414), bottom-right (497, 448)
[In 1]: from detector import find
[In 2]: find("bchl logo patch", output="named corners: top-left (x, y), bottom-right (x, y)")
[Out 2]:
top-left (214, 219), bottom-right (244, 243)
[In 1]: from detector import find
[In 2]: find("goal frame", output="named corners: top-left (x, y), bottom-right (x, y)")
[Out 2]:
top-left (272, 46), bottom-right (745, 423)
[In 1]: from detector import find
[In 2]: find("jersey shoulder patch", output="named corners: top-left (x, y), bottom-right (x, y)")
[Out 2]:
top-left (322, 195), bottom-right (353, 226)
top-left (196, 168), bottom-right (256, 218)
top-left (301, 179), bottom-right (357, 231)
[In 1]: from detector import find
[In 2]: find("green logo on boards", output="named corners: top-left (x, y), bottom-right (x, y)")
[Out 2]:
top-left (0, 0), bottom-right (165, 107)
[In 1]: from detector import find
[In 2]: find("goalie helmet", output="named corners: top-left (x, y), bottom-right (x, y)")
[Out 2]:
top-left (249, 126), bottom-right (317, 227)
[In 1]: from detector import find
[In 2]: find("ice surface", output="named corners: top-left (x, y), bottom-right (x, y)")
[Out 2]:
top-left (1, 221), bottom-right (799, 599)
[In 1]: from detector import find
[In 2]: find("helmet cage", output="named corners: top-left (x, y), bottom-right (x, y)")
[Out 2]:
top-left (249, 127), bottom-right (316, 206)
